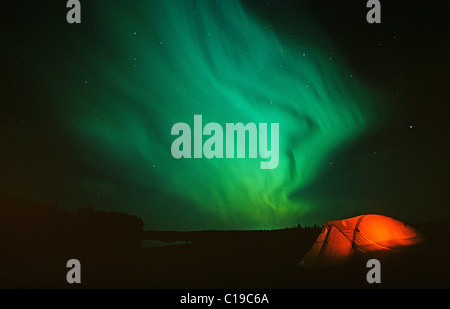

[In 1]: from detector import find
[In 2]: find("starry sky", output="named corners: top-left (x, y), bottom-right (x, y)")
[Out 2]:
top-left (1, 1), bottom-right (449, 230)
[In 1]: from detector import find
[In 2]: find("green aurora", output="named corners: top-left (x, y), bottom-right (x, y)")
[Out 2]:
top-left (3, 1), bottom-right (388, 230)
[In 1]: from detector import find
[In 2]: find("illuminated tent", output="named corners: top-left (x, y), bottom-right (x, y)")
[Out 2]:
top-left (300, 214), bottom-right (425, 268)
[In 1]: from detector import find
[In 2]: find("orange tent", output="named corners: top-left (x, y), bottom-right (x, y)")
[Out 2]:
top-left (300, 214), bottom-right (425, 268)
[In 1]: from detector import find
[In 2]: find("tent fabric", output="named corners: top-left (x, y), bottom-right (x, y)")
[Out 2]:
top-left (300, 214), bottom-right (425, 268)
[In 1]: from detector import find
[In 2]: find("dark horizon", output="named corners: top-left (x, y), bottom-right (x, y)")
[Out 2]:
top-left (2, 192), bottom-right (450, 289)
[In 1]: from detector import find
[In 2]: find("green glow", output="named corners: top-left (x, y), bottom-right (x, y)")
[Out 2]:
top-left (40, 1), bottom-right (382, 230)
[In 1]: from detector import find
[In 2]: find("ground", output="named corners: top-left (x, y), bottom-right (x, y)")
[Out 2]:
top-left (2, 221), bottom-right (450, 289)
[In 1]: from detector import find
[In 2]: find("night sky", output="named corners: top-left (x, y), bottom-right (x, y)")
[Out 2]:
top-left (1, 1), bottom-right (449, 230)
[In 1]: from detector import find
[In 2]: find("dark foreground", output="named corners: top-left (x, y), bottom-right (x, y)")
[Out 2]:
top-left (3, 224), bottom-right (450, 289)
top-left (1, 196), bottom-right (450, 289)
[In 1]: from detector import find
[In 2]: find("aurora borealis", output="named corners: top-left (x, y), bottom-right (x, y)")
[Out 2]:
top-left (2, 1), bottom-right (448, 230)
